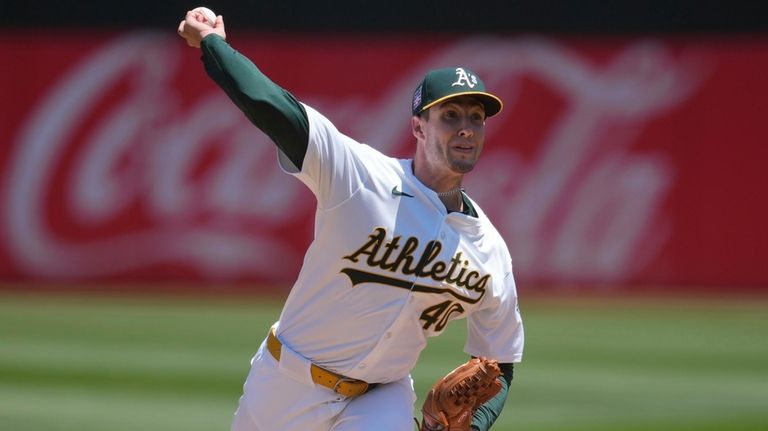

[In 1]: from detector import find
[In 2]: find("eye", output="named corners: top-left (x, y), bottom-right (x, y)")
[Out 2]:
top-left (444, 110), bottom-right (459, 119)
top-left (471, 112), bottom-right (485, 123)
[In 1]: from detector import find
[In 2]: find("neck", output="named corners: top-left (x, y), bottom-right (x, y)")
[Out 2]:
top-left (411, 157), bottom-right (466, 212)
top-left (439, 191), bottom-right (464, 212)
top-left (411, 159), bottom-right (464, 196)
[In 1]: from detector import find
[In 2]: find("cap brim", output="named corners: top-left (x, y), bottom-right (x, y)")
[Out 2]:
top-left (420, 91), bottom-right (503, 118)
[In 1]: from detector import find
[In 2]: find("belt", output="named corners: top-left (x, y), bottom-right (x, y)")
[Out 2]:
top-left (266, 328), bottom-right (371, 398)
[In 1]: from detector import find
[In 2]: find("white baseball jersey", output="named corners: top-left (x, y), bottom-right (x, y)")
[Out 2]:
top-left (274, 104), bottom-right (524, 385)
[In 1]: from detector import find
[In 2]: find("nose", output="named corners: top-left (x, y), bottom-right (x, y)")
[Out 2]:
top-left (458, 119), bottom-right (474, 138)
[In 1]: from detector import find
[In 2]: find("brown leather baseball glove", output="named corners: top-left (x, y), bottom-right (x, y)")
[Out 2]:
top-left (420, 357), bottom-right (502, 431)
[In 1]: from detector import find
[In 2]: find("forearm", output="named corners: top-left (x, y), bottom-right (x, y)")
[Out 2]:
top-left (199, 34), bottom-right (309, 169)
top-left (471, 362), bottom-right (514, 431)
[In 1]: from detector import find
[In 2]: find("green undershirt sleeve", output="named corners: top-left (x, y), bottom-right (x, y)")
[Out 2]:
top-left (199, 34), bottom-right (309, 170)
top-left (471, 362), bottom-right (514, 431)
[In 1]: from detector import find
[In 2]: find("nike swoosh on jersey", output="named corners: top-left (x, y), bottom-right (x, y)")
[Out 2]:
top-left (391, 186), bottom-right (414, 198)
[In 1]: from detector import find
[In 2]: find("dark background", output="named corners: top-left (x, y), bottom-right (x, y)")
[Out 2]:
top-left (3, 0), bottom-right (766, 34)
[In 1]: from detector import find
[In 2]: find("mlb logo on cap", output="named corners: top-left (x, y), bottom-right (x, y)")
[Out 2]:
top-left (412, 84), bottom-right (423, 112)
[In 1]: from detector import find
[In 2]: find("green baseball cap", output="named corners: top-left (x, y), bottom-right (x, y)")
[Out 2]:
top-left (411, 67), bottom-right (503, 118)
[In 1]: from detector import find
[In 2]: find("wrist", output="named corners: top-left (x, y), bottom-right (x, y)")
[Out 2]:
top-left (201, 30), bottom-right (225, 42)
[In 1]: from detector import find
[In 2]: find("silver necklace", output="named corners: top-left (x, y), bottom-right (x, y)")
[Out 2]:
top-left (436, 187), bottom-right (464, 197)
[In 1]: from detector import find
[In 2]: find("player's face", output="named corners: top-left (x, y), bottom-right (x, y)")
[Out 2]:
top-left (418, 98), bottom-right (486, 175)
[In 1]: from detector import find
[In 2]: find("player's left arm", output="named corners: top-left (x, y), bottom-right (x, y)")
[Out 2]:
top-left (465, 265), bottom-right (523, 430)
top-left (470, 361), bottom-right (514, 431)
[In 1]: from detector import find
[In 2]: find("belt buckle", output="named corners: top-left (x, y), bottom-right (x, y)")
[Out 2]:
top-left (333, 377), bottom-right (368, 398)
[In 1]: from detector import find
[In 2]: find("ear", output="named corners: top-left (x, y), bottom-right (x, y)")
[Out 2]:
top-left (411, 115), bottom-right (425, 141)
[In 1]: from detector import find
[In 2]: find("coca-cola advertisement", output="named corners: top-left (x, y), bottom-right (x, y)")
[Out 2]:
top-left (1, 31), bottom-right (767, 290)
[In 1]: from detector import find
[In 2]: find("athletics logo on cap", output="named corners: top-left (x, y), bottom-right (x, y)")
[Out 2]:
top-left (451, 68), bottom-right (478, 88)
top-left (411, 66), bottom-right (503, 117)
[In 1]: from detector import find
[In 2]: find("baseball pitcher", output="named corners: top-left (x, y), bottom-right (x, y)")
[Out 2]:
top-left (178, 8), bottom-right (524, 431)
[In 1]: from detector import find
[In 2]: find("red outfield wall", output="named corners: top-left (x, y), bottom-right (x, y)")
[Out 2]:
top-left (1, 31), bottom-right (766, 291)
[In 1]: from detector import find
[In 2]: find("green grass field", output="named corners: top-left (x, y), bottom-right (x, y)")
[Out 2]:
top-left (1, 292), bottom-right (767, 430)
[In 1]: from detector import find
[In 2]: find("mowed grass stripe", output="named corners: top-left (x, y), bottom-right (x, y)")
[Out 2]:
top-left (413, 297), bottom-right (768, 431)
top-left (1, 338), bottom-right (249, 376)
top-left (0, 382), bottom-right (236, 431)
top-left (2, 293), bottom-right (767, 431)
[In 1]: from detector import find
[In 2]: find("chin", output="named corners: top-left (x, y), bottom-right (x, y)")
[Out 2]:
top-left (451, 161), bottom-right (477, 174)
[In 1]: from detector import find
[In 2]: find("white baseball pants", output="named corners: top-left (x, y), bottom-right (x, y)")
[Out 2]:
top-left (230, 338), bottom-right (417, 431)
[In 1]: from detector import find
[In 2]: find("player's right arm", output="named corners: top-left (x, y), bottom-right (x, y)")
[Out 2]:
top-left (200, 34), bottom-right (310, 170)
top-left (180, 14), bottom-right (372, 208)
top-left (178, 12), bottom-right (310, 170)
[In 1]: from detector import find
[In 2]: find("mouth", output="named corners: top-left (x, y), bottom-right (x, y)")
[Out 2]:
top-left (451, 143), bottom-right (475, 154)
